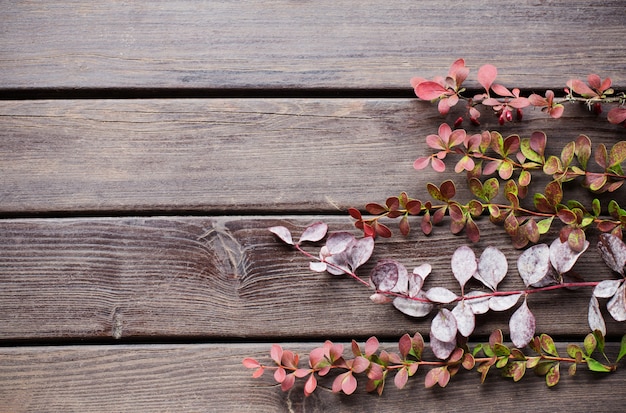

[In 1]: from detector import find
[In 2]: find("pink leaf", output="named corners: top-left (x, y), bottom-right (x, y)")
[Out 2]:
top-left (304, 374), bottom-right (317, 396)
top-left (567, 79), bottom-right (596, 98)
top-left (274, 367), bottom-right (286, 383)
top-left (477, 64), bottom-right (498, 92)
top-left (431, 157), bottom-right (446, 172)
top-left (607, 107), bottom-right (626, 125)
top-left (451, 245), bottom-right (477, 289)
top-left (491, 83), bottom-right (514, 97)
top-left (509, 299), bottom-right (536, 348)
top-left (269, 226), bottom-right (294, 245)
top-left (370, 259), bottom-right (403, 292)
top-left (415, 81), bottom-right (448, 100)
top-left (413, 156), bottom-right (431, 170)
top-left (299, 222), bottom-right (328, 243)
top-left (394, 367), bottom-right (409, 389)
top-left (270, 344), bottom-right (283, 364)
top-left (242, 358), bottom-right (261, 369)
top-left (365, 336), bottom-right (380, 357)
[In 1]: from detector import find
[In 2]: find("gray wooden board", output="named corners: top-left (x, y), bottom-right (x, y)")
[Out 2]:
top-left (1, 1), bottom-right (625, 91)
top-left (0, 216), bottom-right (623, 341)
top-left (0, 343), bottom-right (624, 412)
top-left (0, 99), bottom-right (623, 214)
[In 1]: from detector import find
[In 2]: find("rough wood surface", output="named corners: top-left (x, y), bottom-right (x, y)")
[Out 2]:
top-left (1, 1), bottom-right (625, 91)
top-left (1, 99), bottom-right (623, 214)
top-left (0, 216), bottom-right (622, 342)
top-left (1, 343), bottom-right (624, 413)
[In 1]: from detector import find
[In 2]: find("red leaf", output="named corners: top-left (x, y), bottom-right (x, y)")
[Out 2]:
top-left (608, 107), bottom-right (626, 125)
top-left (567, 79), bottom-right (596, 98)
top-left (491, 83), bottom-right (514, 97)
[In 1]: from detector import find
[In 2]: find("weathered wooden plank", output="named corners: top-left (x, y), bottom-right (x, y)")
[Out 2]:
top-left (0, 216), bottom-right (622, 341)
top-left (1, 1), bottom-right (625, 91)
top-left (0, 342), bottom-right (624, 412)
top-left (1, 99), bottom-right (623, 214)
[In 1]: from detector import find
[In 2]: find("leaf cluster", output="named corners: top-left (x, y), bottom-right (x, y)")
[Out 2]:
top-left (412, 59), bottom-right (626, 127)
top-left (244, 330), bottom-right (626, 396)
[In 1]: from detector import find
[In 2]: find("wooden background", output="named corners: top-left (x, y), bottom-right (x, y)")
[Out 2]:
top-left (1, 1), bottom-right (625, 411)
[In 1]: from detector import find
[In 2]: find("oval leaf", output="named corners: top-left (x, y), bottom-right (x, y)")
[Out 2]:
top-left (597, 233), bottom-right (626, 276)
top-left (489, 293), bottom-right (522, 311)
top-left (430, 335), bottom-right (457, 360)
top-left (509, 299), bottom-right (536, 348)
top-left (517, 244), bottom-right (551, 287)
top-left (393, 291), bottom-right (434, 318)
top-left (299, 222), bottom-right (328, 243)
top-left (593, 279), bottom-right (622, 298)
top-left (452, 301), bottom-right (475, 337)
top-left (465, 291), bottom-right (490, 314)
top-left (607, 283), bottom-right (626, 322)
top-left (477, 246), bottom-right (508, 290)
top-left (269, 226), bottom-right (294, 245)
top-left (451, 246), bottom-right (477, 289)
top-left (426, 287), bottom-right (459, 304)
top-left (431, 308), bottom-right (457, 342)
top-left (588, 296), bottom-right (607, 336)
top-left (549, 237), bottom-right (589, 274)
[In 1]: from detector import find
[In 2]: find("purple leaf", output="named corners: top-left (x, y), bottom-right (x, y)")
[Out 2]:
top-left (477, 246), bottom-right (508, 290)
top-left (452, 301), bottom-right (475, 337)
top-left (393, 291), bottom-right (433, 317)
top-left (509, 299), bottom-right (536, 348)
top-left (517, 244), bottom-right (552, 287)
top-left (593, 279), bottom-right (622, 298)
top-left (370, 259), bottom-right (403, 292)
top-left (407, 272), bottom-right (424, 298)
top-left (465, 291), bottom-right (490, 314)
top-left (430, 335), bottom-right (456, 360)
top-left (269, 226), bottom-right (294, 245)
top-left (426, 287), bottom-right (458, 304)
top-left (431, 309), bottom-right (457, 343)
top-left (299, 222), bottom-right (328, 243)
top-left (549, 237), bottom-right (588, 274)
top-left (346, 237), bottom-right (375, 272)
top-left (588, 296), bottom-right (607, 336)
top-left (489, 293), bottom-right (522, 311)
top-left (607, 283), bottom-right (626, 322)
top-left (325, 232), bottom-right (355, 254)
top-left (597, 233), bottom-right (626, 276)
top-left (451, 246), bottom-right (477, 289)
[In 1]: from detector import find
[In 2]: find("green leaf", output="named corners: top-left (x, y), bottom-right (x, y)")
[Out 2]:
top-left (543, 155), bottom-right (562, 175)
top-left (561, 141), bottom-right (576, 167)
top-left (536, 217), bottom-right (554, 234)
top-left (617, 335), bottom-right (626, 363)
top-left (483, 177), bottom-right (500, 201)
top-left (609, 141), bottom-right (626, 166)
top-left (545, 363), bottom-right (560, 387)
top-left (520, 137), bottom-right (543, 163)
top-left (586, 357), bottom-right (612, 373)
top-left (592, 198), bottom-right (601, 216)
top-left (567, 344), bottom-right (584, 361)
top-left (584, 332), bottom-right (597, 356)
top-left (540, 334), bottom-right (558, 356)
top-left (493, 343), bottom-right (511, 357)
top-left (575, 134), bottom-right (592, 169)
top-left (593, 330), bottom-right (605, 354)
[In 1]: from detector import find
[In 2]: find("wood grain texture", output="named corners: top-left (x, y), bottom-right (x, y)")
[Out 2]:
top-left (1, 342), bottom-right (624, 413)
top-left (1, 1), bottom-right (625, 91)
top-left (0, 216), bottom-right (623, 341)
top-left (1, 99), bottom-right (624, 214)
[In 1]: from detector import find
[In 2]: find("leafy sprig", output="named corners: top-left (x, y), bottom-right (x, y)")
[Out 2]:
top-left (244, 330), bottom-right (626, 395)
